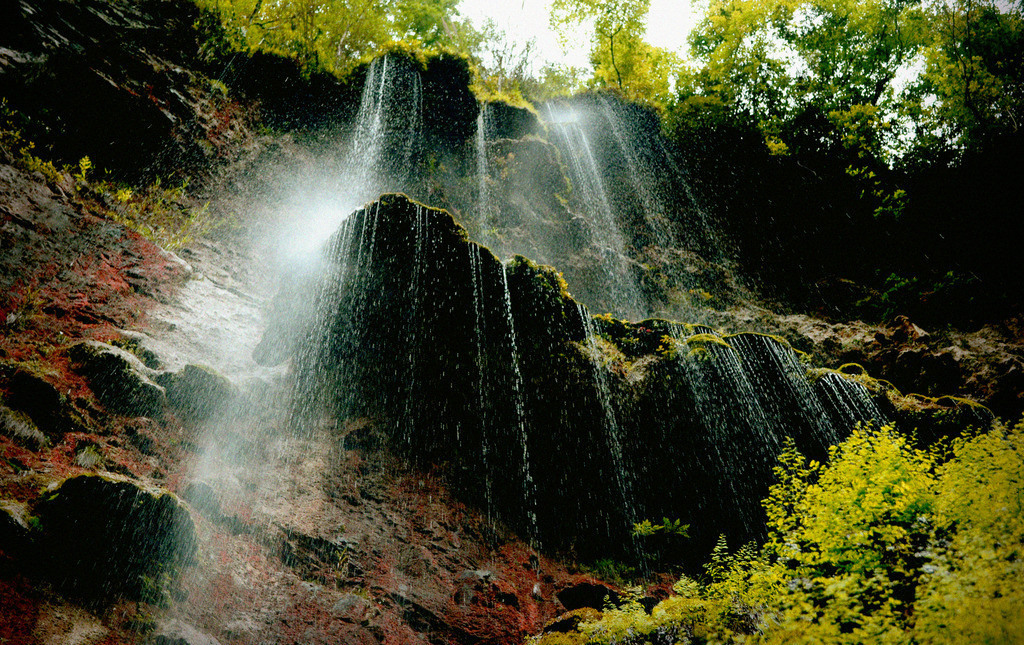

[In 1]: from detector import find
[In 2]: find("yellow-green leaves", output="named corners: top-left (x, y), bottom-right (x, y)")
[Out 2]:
top-left (549, 0), bottom-right (679, 105)
top-left (195, 0), bottom-right (472, 73)
top-left (914, 421), bottom-right (1024, 643)
top-left (551, 419), bottom-right (1024, 644)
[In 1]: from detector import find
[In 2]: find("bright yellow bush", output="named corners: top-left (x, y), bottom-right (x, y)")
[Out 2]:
top-left (549, 419), bottom-right (1024, 644)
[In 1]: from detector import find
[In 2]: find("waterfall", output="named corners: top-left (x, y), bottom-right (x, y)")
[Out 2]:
top-left (595, 93), bottom-right (722, 261)
top-left (595, 94), bottom-right (675, 251)
top-left (475, 104), bottom-right (497, 249)
top-left (501, 263), bottom-right (538, 545)
top-left (729, 333), bottom-right (843, 453)
top-left (543, 103), bottom-right (645, 319)
top-left (815, 371), bottom-right (890, 429)
top-left (349, 54), bottom-right (424, 196)
top-left (400, 203), bottom-right (429, 448)
top-left (577, 304), bottom-right (641, 543)
top-left (277, 54), bottom-right (425, 265)
top-left (468, 244), bottom-right (494, 521)
top-left (670, 328), bottom-right (778, 536)
top-left (252, 67), bottom-right (914, 570)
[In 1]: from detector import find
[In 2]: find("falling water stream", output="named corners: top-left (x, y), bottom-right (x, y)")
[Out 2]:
top-left (500, 264), bottom-right (539, 544)
top-left (543, 102), bottom-right (645, 319)
top-left (577, 304), bottom-right (641, 542)
top-left (595, 94), bottom-right (675, 251)
top-left (475, 104), bottom-right (497, 250)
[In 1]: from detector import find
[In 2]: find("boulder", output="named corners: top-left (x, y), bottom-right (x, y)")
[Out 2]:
top-left (542, 607), bottom-right (602, 634)
top-left (112, 329), bottom-right (165, 370)
top-left (0, 362), bottom-right (84, 438)
top-left (484, 100), bottom-right (542, 140)
top-left (155, 364), bottom-right (236, 420)
top-left (36, 474), bottom-right (197, 603)
top-left (0, 500), bottom-right (34, 561)
top-left (331, 593), bottom-right (376, 624)
top-left (0, 404), bottom-right (48, 450)
top-left (69, 341), bottom-right (166, 417)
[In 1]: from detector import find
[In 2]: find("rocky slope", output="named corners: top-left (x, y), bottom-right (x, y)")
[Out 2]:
top-left (0, 152), bottom-right (638, 644)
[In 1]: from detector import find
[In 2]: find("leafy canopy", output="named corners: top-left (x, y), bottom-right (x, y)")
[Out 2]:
top-left (550, 0), bottom-right (681, 104)
top-left (195, 0), bottom-right (471, 72)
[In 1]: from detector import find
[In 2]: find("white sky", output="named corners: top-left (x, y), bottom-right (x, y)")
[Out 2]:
top-left (457, 0), bottom-right (701, 70)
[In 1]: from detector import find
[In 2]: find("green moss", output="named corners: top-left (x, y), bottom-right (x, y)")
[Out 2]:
top-left (579, 334), bottom-right (627, 370)
top-left (895, 392), bottom-right (992, 417)
top-left (807, 365), bottom-right (898, 396)
top-left (724, 331), bottom-right (812, 362)
top-left (838, 362), bottom-right (869, 376)
top-left (471, 84), bottom-right (538, 113)
top-left (683, 333), bottom-right (734, 361)
top-left (507, 255), bottom-right (573, 299)
top-left (36, 473), bottom-right (198, 603)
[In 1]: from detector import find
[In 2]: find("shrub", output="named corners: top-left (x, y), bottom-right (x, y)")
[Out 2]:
top-left (548, 419), bottom-right (1024, 643)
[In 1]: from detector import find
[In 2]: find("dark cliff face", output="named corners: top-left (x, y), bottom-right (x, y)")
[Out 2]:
top-left (259, 194), bottom-right (966, 565)
top-left (1, 0), bottom-right (219, 181)
top-left (0, 0), bottom-right (367, 182)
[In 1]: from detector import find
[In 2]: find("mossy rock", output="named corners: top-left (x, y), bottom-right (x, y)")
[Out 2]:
top-left (0, 500), bottom-right (35, 562)
top-left (0, 361), bottom-right (85, 438)
top-left (0, 403), bottom-right (48, 450)
top-left (482, 100), bottom-right (542, 140)
top-left (886, 391), bottom-right (995, 444)
top-left (69, 341), bottom-right (166, 417)
top-left (155, 364), bottom-right (236, 420)
top-left (36, 473), bottom-right (197, 603)
top-left (542, 607), bottom-right (603, 634)
top-left (505, 254), bottom-right (586, 345)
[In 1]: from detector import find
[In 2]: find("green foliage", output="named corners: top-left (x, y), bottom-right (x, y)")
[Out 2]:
top-left (917, 0), bottom-right (1024, 152)
top-left (74, 156), bottom-right (93, 183)
top-left (555, 419), bottom-right (1024, 643)
top-left (100, 178), bottom-right (220, 251)
top-left (675, 0), bottom-right (1024, 166)
top-left (549, 0), bottom-right (680, 105)
top-left (193, 0), bottom-right (476, 73)
top-left (633, 517), bottom-right (689, 538)
top-left (855, 270), bottom-right (981, 322)
top-left (0, 99), bottom-right (64, 185)
top-left (680, 0), bottom-right (928, 163)
top-left (1, 99), bottom-right (223, 252)
top-left (584, 558), bottom-right (639, 587)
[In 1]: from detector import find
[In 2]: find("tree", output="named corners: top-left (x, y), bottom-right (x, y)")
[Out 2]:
top-left (550, 0), bottom-right (679, 103)
top-left (198, 0), bottom-right (471, 72)
top-left (917, 0), bottom-right (1024, 152)
top-left (682, 0), bottom-right (930, 161)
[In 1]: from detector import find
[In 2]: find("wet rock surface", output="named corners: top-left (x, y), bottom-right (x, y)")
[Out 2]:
top-left (35, 473), bottom-right (198, 602)
top-left (70, 341), bottom-right (167, 417)
top-left (263, 194), bottom-right (968, 565)
top-left (0, 0), bottom-right (261, 182)
top-left (704, 308), bottom-right (1024, 421)
top-left (156, 364), bottom-right (237, 420)
top-left (146, 619), bottom-right (223, 645)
